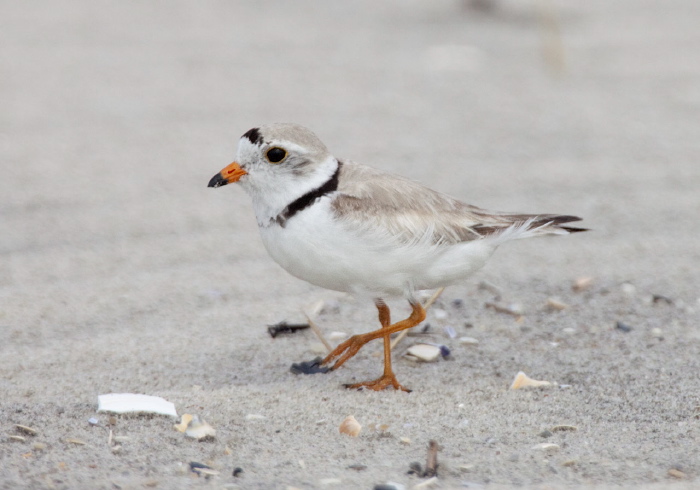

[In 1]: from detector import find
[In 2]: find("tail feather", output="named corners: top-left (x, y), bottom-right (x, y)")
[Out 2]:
top-left (474, 214), bottom-right (587, 243)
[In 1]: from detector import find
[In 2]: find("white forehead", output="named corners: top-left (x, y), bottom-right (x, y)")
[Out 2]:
top-left (235, 123), bottom-right (329, 162)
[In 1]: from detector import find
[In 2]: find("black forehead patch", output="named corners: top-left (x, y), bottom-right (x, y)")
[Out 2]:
top-left (242, 127), bottom-right (263, 145)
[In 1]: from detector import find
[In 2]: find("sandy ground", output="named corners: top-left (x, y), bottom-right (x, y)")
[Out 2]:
top-left (1, 1), bottom-right (699, 488)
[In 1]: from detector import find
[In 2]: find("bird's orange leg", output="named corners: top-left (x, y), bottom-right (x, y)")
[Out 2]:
top-left (321, 300), bottom-right (426, 391)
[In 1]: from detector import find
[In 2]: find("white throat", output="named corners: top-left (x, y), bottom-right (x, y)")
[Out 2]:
top-left (244, 155), bottom-right (339, 227)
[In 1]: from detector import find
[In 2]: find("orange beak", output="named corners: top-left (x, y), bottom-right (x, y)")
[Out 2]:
top-left (208, 161), bottom-right (248, 188)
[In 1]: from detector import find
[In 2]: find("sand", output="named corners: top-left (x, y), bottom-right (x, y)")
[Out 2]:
top-left (1, 0), bottom-right (699, 488)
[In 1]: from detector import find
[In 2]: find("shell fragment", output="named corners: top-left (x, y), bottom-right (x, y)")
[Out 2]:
top-left (97, 394), bottom-right (177, 418)
top-left (510, 371), bottom-right (553, 389)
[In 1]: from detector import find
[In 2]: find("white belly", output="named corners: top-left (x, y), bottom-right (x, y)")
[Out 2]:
top-left (258, 199), bottom-right (497, 297)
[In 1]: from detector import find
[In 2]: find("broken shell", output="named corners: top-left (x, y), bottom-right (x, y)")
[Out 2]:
top-left (189, 462), bottom-right (219, 477)
top-left (546, 297), bottom-right (569, 311)
top-left (413, 476), bottom-right (439, 489)
top-left (15, 425), bottom-right (37, 436)
top-left (572, 277), bottom-right (593, 292)
top-left (405, 344), bottom-right (441, 362)
top-left (532, 442), bottom-right (560, 452)
top-left (97, 393), bottom-right (177, 418)
top-left (485, 301), bottom-right (524, 317)
top-left (33, 442), bottom-right (46, 451)
top-left (510, 371), bottom-right (553, 389)
top-left (668, 468), bottom-right (686, 479)
top-left (400, 437), bottom-right (412, 445)
top-left (458, 336), bottom-right (479, 345)
top-left (9, 435), bottom-right (26, 442)
top-left (65, 438), bottom-right (86, 445)
top-left (174, 414), bottom-right (193, 432)
top-left (339, 415), bottom-right (362, 437)
top-left (329, 331), bottom-right (348, 341)
top-left (185, 415), bottom-right (216, 441)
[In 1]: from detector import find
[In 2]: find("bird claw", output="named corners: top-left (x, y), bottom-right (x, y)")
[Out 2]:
top-left (343, 374), bottom-right (411, 392)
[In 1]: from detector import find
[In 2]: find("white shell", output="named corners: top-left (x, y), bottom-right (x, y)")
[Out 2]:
top-left (510, 371), bottom-right (553, 390)
top-left (97, 393), bottom-right (177, 418)
top-left (458, 336), bottom-right (479, 345)
top-left (339, 415), bottom-right (362, 437)
top-left (572, 276), bottom-right (593, 292)
top-left (405, 344), bottom-right (441, 362)
top-left (185, 415), bottom-right (216, 440)
top-left (329, 331), bottom-right (348, 341)
top-left (532, 442), bottom-right (560, 452)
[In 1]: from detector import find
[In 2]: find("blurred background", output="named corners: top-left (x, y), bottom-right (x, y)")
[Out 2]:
top-left (1, 0), bottom-right (699, 329)
top-left (1, 2), bottom-right (700, 487)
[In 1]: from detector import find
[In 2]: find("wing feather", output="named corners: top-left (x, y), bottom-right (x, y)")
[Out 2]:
top-left (331, 162), bottom-right (584, 246)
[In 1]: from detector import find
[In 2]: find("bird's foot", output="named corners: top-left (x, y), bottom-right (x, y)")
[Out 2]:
top-left (343, 373), bottom-right (411, 392)
top-left (321, 333), bottom-right (372, 371)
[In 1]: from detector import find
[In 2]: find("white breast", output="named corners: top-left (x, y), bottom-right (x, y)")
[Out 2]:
top-left (258, 197), bottom-right (498, 297)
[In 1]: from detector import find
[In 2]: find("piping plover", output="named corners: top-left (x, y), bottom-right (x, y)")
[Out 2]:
top-left (208, 123), bottom-right (586, 391)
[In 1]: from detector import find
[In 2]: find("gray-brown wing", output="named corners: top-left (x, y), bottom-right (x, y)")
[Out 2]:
top-left (331, 162), bottom-right (584, 245)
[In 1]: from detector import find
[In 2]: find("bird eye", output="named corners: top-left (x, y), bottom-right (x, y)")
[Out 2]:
top-left (266, 147), bottom-right (287, 163)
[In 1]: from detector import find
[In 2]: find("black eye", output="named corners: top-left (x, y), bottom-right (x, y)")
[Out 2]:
top-left (266, 147), bottom-right (287, 163)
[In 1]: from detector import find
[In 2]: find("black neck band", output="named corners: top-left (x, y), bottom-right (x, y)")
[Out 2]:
top-left (275, 161), bottom-right (342, 227)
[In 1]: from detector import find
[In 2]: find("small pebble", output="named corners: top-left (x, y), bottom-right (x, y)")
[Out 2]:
top-left (668, 468), bottom-right (686, 479)
top-left (562, 460), bottom-right (578, 467)
top-left (562, 327), bottom-right (576, 335)
top-left (65, 438), bottom-right (86, 445)
top-left (652, 294), bottom-right (673, 305)
top-left (400, 437), bottom-right (411, 445)
top-left (232, 467), bottom-right (243, 477)
top-left (650, 327), bottom-right (664, 339)
top-left (33, 442), bottom-right (47, 451)
top-left (551, 425), bottom-right (578, 432)
top-left (539, 430), bottom-right (553, 438)
top-left (546, 298), bottom-right (569, 311)
top-left (245, 414), bottom-right (266, 421)
top-left (451, 299), bottom-right (464, 308)
top-left (458, 336), bottom-right (479, 345)
top-left (621, 282), bottom-right (636, 296)
top-left (347, 464), bottom-right (367, 471)
top-left (433, 308), bottom-right (448, 320)
top-left (328, 331), bottom-right (348, 341)
top-left (87, 418), bottom-right (100, 426)
top-left (616, 321), bottom-right (633, 333)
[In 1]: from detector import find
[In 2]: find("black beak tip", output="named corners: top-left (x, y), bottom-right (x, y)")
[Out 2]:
top-left (208, 173), bottom-right (227, 188)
